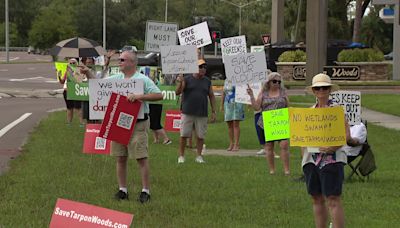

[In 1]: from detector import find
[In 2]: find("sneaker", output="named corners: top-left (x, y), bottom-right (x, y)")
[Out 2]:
top-left (195, 156), bottom-right (205, 163)
top-left (178, 156), bottom-right (185, 164)
top-left (163, 140), bottom-right (172, 145)
top-left (138, 191), bottom-right (151, 203)
top-left (256, 149), bottom-right (265, 155)
top-left (114, 190), bottom-right (129, 200)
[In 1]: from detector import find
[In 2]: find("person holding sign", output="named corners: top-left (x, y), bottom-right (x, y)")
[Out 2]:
top-left (302, 73), bottom-right (351, 228)
top-left (221, 81), bottom-right (244, 151)
top-left (100, 51), bottom-right (163, 203)
top-left (247, 72), bottom-right (290, 175)
top-left (59, 58), bottom-right (85, 126)
top-left (175, 59), bottom-right (217, 164)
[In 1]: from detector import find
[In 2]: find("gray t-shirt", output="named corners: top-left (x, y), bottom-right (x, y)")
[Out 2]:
top-left (181, 75), bottom-right (211, 117)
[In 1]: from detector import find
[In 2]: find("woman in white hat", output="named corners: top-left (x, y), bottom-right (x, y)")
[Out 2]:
top-left (303, 73), bottom-right (350, 228)
top-left (247, 72), bottom-right (290, 175)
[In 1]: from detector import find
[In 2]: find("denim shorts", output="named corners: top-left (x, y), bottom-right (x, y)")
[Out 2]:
top-left (303, 162), bottom-right (345, 197)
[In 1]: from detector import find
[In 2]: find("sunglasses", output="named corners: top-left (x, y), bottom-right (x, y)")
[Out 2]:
top-left (118, 58), bottom-right (127, 62)
top-left (199, 65), bottom-right (207, 69)
top-left (313, 86), bottom-right (331, 91)
top-left (271, 80), bottom-right (281, 84)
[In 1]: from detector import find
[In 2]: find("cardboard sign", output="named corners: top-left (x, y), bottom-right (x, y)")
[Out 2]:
top-left (289, 107), bottom-right (346, 147)
top-left (329, 90), bottom-right (361, 125)
top-left (160, 45), bottom-right (198, 74)
top-left (49, 198), bottom-right (133, 228)
top-left (55, 62), bottom-right (68, 81)
top-left (177, 21), bottom-right (212, 48)
top-left (83, 124), bottom-right (111, 155)
top-left (145, 21), bottom-right (179, 52)
top-left (67, 81), bottom-right (89, 101)
top-left (251, 45), bottom-right (265, 53)
top-left (89, 79), bottom-right (144, 120)
top-left (99, 93), bottom-right (141, 145)
top-left (221, 35), bottom-right (247, 57)
top-left (224, 51), bottom-right (268, 86)
top-left (164, 110), bottom-right (182, 132)
top-left (235, 82), bottom-right (263, 104)
top-left (262, 108), bottom-right (290, 141)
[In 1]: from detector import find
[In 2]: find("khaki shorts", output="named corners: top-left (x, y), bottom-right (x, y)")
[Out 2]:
top-left (180, 114), bottom-right (208, 139)
top-left (111, 120), bottom-right (149, 159)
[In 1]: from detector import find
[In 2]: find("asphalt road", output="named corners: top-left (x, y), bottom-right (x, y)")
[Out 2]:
top-left (0, 97), bottom-right (64, 175)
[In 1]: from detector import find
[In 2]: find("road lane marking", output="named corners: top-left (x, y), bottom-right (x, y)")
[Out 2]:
top-left (0, 69), bottom-right (9, 72)
top-left (9, 77), bottom-right (44, 82)
top-left (0, 113), bottom-right (32, 138)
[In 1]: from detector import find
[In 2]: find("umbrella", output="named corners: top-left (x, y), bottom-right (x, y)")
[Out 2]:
top-left (49, 37), bottom-right (106, 58)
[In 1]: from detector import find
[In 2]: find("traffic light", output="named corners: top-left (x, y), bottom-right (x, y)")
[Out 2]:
top-left (212, 31), bottom-right (221, 43)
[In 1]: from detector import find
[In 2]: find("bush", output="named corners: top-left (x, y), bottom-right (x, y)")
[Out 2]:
top-left (278, 50), bottom-right (307, 62)
top-left (337, 48), bottom-right (384, 62)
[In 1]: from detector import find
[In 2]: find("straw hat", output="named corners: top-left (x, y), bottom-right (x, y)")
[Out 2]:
top-left (306, 73), bottom-right (339, 93)
top-left (198, 59), bottom-right (206, 66)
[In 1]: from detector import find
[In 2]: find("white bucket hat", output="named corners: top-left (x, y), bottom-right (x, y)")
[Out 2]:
top-left (306, 73), bottom-right (339, 93)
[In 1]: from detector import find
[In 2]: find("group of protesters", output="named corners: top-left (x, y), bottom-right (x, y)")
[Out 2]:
top-left (59, 47), bottom-right (369, 228)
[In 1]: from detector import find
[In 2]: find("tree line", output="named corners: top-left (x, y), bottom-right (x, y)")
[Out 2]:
top-left (0, 0), bottom-right (393, 53)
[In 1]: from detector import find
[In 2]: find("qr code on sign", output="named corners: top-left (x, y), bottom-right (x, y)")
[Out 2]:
top-left (117, 112), bottom-right (134, 130)
top-left (173, 119), bottom-right (181, 129)
top-left (95, 137), bottom-right (107, 150)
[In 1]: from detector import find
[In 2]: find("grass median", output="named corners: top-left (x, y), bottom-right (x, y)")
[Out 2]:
top-left (1, 97), bottom-right (400, 227)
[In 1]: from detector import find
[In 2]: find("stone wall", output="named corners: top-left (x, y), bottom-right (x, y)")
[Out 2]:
top-left (276, 62), bottom-right (390, 81)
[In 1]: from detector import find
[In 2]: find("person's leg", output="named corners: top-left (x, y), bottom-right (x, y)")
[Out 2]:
top-left (152, 130), bottom-right (159, 143)
top-left (279, 140), bottom-right (290, 175)
top-left (179, 137), bottom-right (187, 157)
top-left (137, 158), bottom-right (150, 190)
top-left (264, 142), bottom-right (275, 174)
top-left (196, 138), bottom-right (204, 157)
top-left (75, 107), bottom-right (84, 125)
top-left (226, 121), bottom-right (234, 151)
top-left (311, 195), bottom-right (329, 228)
top-left (232, 120), bottom-right (240, 151)
top-left (66, 108), bottom-right (73, 124)
top-left (327, 195), bottom-right (345, 228)
top-left (156, 128), bottom-right (171, 144)
top-left (116, 156), bottom-right (128, 189)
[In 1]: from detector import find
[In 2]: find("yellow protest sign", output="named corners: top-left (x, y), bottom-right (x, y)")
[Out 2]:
top-left (262, 108), bottom-right (290, 141)
top-left (54, 62), bottom-right (68, 81)
top-left (289, 106), bottom-right (346, 147)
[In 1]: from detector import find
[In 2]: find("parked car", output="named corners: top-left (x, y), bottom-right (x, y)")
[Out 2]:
top-left (384, 51), bottom-right (393, 60)
top-left (119, 45), bottom-right (138, 53)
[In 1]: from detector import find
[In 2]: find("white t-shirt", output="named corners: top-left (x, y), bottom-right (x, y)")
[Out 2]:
top-left (341, 122), bottom-right (367, 156)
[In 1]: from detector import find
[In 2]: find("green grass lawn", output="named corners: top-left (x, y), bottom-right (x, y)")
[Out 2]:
top-left (0, 100), bottom-right (399, 227)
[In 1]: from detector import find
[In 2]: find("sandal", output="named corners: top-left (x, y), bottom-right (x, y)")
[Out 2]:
top-left (231, 144), bottom-right (240, 152)
top-left (163, 140), bottom-right (172, 145)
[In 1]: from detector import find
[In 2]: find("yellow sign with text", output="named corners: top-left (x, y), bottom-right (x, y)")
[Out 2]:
top-left (289, 107), bottom-right (346, 147)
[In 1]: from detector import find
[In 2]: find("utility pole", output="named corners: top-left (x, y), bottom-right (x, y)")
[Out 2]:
top-left (5, 0), bottom-right (9, 63)
top-left (103, 0), bottom-right (106, 50)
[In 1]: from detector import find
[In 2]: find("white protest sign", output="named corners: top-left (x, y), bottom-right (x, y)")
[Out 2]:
top-left (145, 21), bottom-right (179, 52)
top-left (177, 21), bottom-right (212, 48)
top-left (221, 35), bottom-right (247, 57)
top-left (160, 45), bottom-right (198, 74)
top-left (329, 90), bottom-right (361, 125)
top-left (235, 82), bottom-right (263, 104)
top-left (89, 79), bottom-right (144, 120)
top-left (224, 51), bottom-right (268, 86)
top-left (94, 56), bottom-right (105, 66)
top-left (251, 45), bottom-right (265, 53)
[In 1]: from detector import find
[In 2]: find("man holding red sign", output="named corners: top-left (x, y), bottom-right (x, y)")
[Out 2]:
top-left (104, 51), bottom-right (162, 203)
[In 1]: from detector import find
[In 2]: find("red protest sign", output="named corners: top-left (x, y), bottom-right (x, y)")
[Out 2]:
top-left (49, 198), bottom-right (133, 228)
top-left (99, 93), bottom-right (141, 145)
top-left (164, 110), bottom-right (182, 132)
top-left (83, 124), bottom-right (111, 155)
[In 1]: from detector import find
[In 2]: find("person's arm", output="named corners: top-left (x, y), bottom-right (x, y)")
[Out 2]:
top-left (209, 84), bottom-right (217, 122)
top-left (78, 64), bottom-right (95, 79)
top-left (220, 91), bottom-right (225, 112)
top-left (247, 84), bottom-right (262, 110)
top-left (127, 93), bottom-right (163, 102)
top-left (175, 74), bottom-right (185, 95)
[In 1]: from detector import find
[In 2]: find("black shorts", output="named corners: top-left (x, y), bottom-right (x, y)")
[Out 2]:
top-left (254, 113), bottom-right (265, 145)
top-left (82, 101), bottom-right (89, 120)
top-left (63, 90), bottom-right (82, 110)
top-left (149, 103), bottom-right (163, 130)
top-left (303, 162), bottom-right (344, 197)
